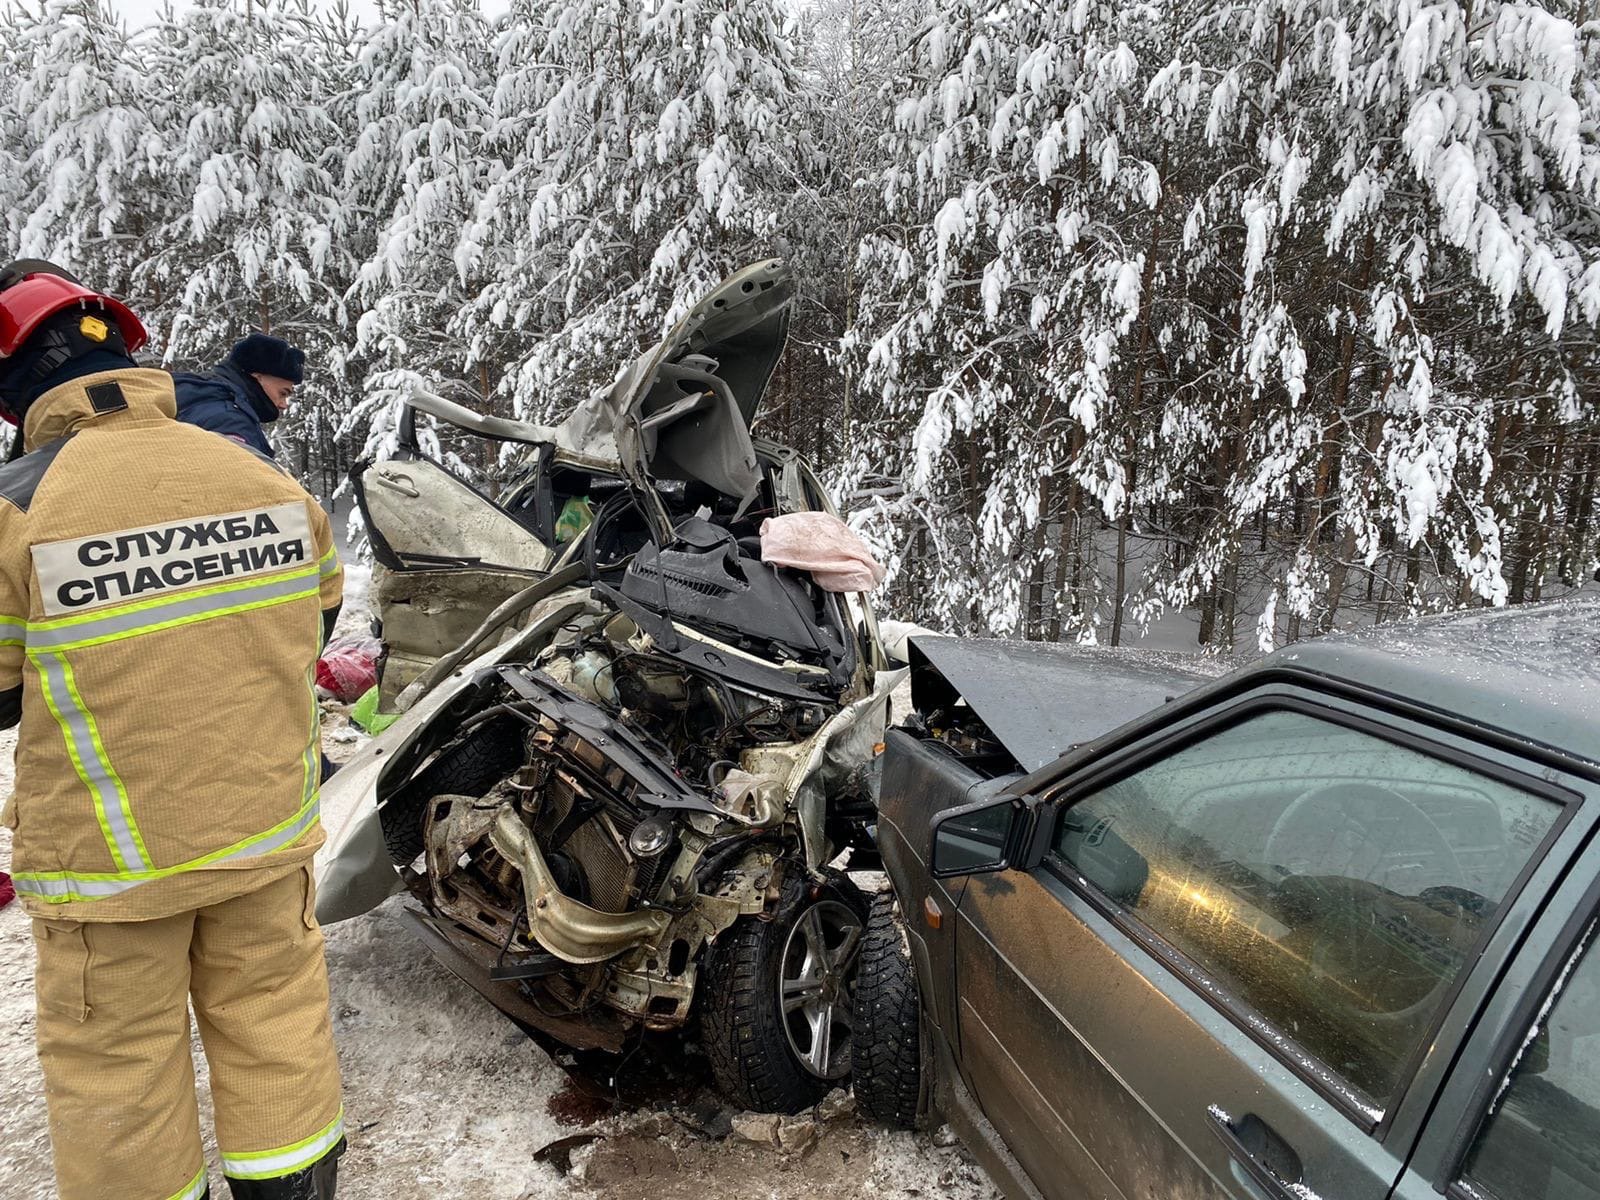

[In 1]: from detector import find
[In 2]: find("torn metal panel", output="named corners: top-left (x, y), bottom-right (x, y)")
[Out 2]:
top-left (401, 907), bottom-right (631, 1053)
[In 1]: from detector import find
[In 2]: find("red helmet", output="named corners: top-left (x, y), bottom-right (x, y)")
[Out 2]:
top-left (0, 265), bottom-right (147, 361)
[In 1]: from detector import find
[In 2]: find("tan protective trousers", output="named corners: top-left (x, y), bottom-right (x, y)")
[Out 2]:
top-left (32, 865), bottom-right (344, 1200)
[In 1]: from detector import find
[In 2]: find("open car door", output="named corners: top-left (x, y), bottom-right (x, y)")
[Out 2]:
top-left (353, 398), bottom-right (556, 704)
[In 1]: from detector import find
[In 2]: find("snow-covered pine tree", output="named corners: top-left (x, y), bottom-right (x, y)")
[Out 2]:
top-left (461, 0), bottom-right (807, 426)
top-left (1, 0), bottom-right (1595, 644)
top-left (0, 3), bottom-right (33, 261)
top-left (1152, 0), bottom-right (1600, 649)
top-left (7, 0), bottom-right (161, 308)
top-left (137, 0), bottom-right (347, 388)
top-left (338, 0), bottom-right (495, 476)
top-left (847, 0), bottom-right (1172, 641)
top-left (769, 0), bottom-right (924, 464)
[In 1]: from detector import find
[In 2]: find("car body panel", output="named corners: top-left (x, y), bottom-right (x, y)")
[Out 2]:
top-left (874, 727), bottom-right (1012, 1040)
top-left (1265, 597), bottom-right (1600, 769)
top-left (595, 258), bottom-right (791, 506)
top-left (354, 454), bottom-right (554, 701)
top-left (954, 865), bottom-right (1406, 1200)
top-left (367, 564), bottom-right (545, 702)
top-left (1391, 829), bottom-right (1600, 1200)
top-left (926, 1032), bottom-right (1051, 1200)
top-left (359, 456), bottom-right (555, 573)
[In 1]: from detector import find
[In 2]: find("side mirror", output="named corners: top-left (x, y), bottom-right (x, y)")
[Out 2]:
top-left (930, 794), bottom-right (1035, 878)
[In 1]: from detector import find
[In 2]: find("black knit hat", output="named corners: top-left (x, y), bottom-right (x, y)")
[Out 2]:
top-left (225, 333), bottom-right (305, 384)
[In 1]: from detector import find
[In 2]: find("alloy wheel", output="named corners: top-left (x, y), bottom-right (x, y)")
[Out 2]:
top-left (778, 898), bottom-right (865, 1080)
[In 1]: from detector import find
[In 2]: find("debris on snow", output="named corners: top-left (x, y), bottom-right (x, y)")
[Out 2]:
top-left (777, 1114), bottom-right (820, 1155)
top-left (730, 1112), bottom-right (783, 1147)
top-left (817, 1088), bottom-right (856, 1122)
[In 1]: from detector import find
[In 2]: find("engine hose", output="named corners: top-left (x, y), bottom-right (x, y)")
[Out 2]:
top-left (692, 834), bottom-right (787, 891)
top-left (455, 702), bottom-right (539, 735)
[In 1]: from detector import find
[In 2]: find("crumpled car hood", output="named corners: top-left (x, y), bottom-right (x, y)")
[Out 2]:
top-left (909, 636), bottom-right (1220, 772)
top-left (398, 260), bottom-right (794, 508)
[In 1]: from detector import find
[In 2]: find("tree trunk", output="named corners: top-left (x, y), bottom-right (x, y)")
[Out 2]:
top-left (1374, 551), bottom-right (1399, 625)
top-left (1026, 473), bottom-right (1055, 640)
top-left (1108, 159), bottom-right (1165, 648)
top-left (1322, 391), bottom-right (1386, 631)
top-left (1526, 414), bottom-right (1565, 603)
top-left (1049, 426), bottom-right (1085, 642)
top-left (1220, 554), bottom-right (1239, 650)
top-left (1300, 232), bottom-right (1375, 636)
top-left (1198, 587), bottom-right (1217, 646)
top-left (1561, 442), bottom-right (1598, 585)
top-left (1110, 509), bottom-right (1129, 646)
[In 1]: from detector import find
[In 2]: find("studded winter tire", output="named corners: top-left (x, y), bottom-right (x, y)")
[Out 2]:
top-left (849, 892), bottom-right (922, 1130)
top-left (380, 716), bottom-right (524, 865)
top-left (702, 872), bottom-right (868, 1113)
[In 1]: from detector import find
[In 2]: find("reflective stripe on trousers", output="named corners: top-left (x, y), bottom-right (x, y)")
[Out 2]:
top-left (221, 1109), bottom-right (345, 1180)
top-left (163, 1167), bottom-right (208, 1200)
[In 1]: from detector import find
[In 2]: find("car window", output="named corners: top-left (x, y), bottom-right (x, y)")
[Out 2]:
top-left (1460, 925), bottom-right (1600, 1200)
top-left (1051, 709), bottom-right (1561, 1113)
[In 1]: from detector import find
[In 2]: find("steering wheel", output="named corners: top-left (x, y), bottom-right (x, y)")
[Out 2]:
top-left (1266, 783), bottom-right (1467, 1022)
top-left (1265, 782), bottom-right (1462, 895)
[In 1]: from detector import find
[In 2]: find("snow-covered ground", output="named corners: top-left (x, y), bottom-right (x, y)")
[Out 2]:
top-left (0, 563), bottom-right (998, 1200)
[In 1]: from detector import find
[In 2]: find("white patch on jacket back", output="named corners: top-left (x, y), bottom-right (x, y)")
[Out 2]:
top-left (31, 502), bottom-right (313, 616)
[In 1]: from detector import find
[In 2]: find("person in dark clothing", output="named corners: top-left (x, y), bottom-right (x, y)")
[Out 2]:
top-left (174, 332), bottom-right (339, 783)
top-left (174, 333), bottom-right (305, 460)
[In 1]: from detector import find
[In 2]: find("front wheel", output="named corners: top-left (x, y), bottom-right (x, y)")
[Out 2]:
top-left (850, 893), bottom-right (922, 1129)
top-left (701, 873), bottom-right (867, 1113)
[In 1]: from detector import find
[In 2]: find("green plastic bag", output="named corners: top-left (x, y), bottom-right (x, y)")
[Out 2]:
top-left (351, 685), bottom-right (401, 735)
top-left (555, 495), bottom-right (595, 544)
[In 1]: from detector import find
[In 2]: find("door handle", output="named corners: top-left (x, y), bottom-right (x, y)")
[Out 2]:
top-left (375, 469), bottom-right (419, 498)
top-left (1206, 1106), bottom-right (1304, 1200)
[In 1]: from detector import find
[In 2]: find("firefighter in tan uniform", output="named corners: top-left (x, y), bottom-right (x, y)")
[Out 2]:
top-left (0, 262), bottom-right (346, 1200)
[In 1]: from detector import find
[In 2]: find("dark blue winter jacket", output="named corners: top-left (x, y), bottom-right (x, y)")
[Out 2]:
top-left (173, 363), bottom-right (279, 459)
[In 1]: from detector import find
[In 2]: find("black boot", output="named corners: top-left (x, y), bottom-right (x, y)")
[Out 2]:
top-left (225, 1140), bottom-right (343, 1200)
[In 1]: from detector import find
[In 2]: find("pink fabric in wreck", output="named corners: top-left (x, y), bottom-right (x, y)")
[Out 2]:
top-left (759, 512), bottom-right (887, 593)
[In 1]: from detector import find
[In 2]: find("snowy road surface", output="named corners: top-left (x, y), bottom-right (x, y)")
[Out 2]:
top-left (0, 571), bottom-right (997, 1198)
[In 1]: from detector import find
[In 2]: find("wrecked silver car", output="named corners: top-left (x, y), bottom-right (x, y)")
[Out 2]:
top-left (316, 261), bottom-right (896, 1112)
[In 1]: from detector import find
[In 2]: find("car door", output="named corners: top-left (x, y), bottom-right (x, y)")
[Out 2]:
top-left (1387, 825), bottom-right (1600, 1200)
top-left (951, 682), bottom-right (1583, 1200)
top-left (353, 401), bottom-right (556, 703)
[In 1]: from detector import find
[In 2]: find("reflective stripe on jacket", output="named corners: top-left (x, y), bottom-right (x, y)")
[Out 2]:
top-left (0, 368), bottom-right (343, 921)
